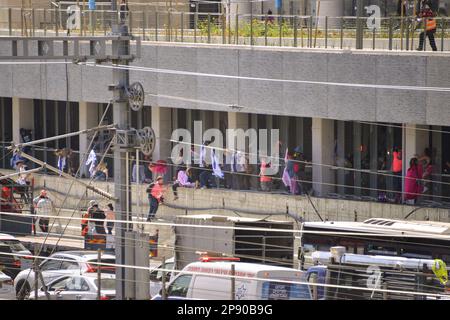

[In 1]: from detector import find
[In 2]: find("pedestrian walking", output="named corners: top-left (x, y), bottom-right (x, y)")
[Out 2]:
top-left (105, 203), bottom-right (115, 235)
top-left (33, 190), bottom-right (55, 233)
top-left (260, 157), bottom-right (272, 192)
top-left (417, 4), bottom-right (438, 51)
top-left (119, 0), bottom-right (129, 23)
top-left (90, 201), bottom-right (106, 234)
top-left (391, 147), bottom-right (403, 203)
top-left (147, 176), bottom-right (165, 221)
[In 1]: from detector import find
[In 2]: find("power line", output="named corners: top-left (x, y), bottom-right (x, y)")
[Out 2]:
top-left (77, 61), bottom-right (450, 93)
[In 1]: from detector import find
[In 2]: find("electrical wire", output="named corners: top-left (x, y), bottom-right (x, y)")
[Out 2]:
top-left (77, 61), bottom-right (450, 93)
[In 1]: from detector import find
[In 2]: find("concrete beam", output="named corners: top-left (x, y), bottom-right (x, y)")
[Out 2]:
top-left (12, 97), bottom-right (34, 144)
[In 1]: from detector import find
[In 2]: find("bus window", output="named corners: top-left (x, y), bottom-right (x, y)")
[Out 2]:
top-left (367, 244), bottom-right (397, 256)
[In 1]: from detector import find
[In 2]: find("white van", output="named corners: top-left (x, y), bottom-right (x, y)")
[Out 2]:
top-left (153, 261), bottom-right (311, 300)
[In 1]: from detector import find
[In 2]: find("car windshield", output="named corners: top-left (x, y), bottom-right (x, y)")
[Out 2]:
top-left (0, 240), bottom-right (27, 253)
top-left (95, 279), bottom-right (116, 290)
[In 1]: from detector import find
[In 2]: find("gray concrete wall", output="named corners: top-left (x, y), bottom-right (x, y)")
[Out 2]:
top-left (0, 42), bottom-right (449, 125)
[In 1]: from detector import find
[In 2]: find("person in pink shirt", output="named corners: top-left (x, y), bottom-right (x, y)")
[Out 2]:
top-left (147, 176), bottom-right (165, 221)
top-left (172, 168), bottom-right (197, 200)
top-left (404, 157), bottom-right (423, 205)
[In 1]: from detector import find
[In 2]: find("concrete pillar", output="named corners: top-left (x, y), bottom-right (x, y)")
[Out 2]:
top-left (432, 126), bottom-right (442, 201)
top-left (12, 97), bottom-right (34, 144)
top-left (353, 122), bottom-right (362, 196)
top-left (404, 124), bottom-right (429, 171)
top-left (295, 118), bottom-right (304, 150)
top-left (152, 106), bottom-right (172, 164)
top-left (201, 110), bottom-right (214, 131)
top-left (336, 121), bottom-right (345, 195)
top-left (79, 102), bottom-right (98, 178)
top-left (312, 118), bottom-right (335, 197)
top-left (369, 124), bottom-right (378, 198)
top-left (228, 112), bottom-right (249, 131)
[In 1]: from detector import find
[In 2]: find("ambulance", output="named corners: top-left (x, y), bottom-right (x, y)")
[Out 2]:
top-left (153, 257), bottom-right (311, 300)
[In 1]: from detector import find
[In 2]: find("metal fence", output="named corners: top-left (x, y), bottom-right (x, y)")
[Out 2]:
top-left (1, 8), bottom-right (450, 51)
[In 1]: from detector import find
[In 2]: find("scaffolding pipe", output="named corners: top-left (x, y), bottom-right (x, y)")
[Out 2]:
top-left (0, 166), bottom-right (44, 180)
top-left (8, 124), bottom-right (116, 150)
top-left (18, 152), bottom-right (117, 201)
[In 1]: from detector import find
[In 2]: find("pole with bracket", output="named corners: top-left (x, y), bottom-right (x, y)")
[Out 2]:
top-left (111, 0), bottom-right (133, 300)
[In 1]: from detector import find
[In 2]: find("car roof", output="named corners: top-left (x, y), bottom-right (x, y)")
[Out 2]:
top-left (0, 233), bottom-right (17, 240)
top-left (184, 261), bottom-right (302, 274)
top-left (51, 250), bottom-right (115, 260)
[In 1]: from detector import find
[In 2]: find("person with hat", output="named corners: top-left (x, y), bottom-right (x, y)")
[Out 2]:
top-left (417, 3), bottom-right (438, 51)
top-left (147, 176), bottom-right (165, 221)
top-left (32, 189), bottom-right (55, 233)
top-left (90, 201), bottom-right (106, 234)
top-left (82, 200), bottom-right (97, 236)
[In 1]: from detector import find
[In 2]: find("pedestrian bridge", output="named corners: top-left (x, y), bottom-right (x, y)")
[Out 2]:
top-left (0, 39), bottom-right (448, 126)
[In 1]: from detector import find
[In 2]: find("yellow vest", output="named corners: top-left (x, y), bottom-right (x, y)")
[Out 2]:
top-left (432, 259), bottom-right (448, 285)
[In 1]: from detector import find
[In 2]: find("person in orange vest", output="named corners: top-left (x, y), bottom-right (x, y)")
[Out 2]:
top-left (260, 157), bottom-right (272, 192)
top-left (391, 147), bottom-right (403, 203)
top-left (417, 5), bottom-right (438, 51)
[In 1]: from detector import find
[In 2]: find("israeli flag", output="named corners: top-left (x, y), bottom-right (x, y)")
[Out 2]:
top-left (58, 156), bottom-right (66, 176)
top-left (211, 149), bottom-right (224, 179)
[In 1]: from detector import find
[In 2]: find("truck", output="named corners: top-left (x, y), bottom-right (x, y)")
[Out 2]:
top-left (173, 214), bottom-right (295, 271)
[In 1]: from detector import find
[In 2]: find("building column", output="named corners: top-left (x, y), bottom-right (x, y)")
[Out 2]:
top-left (403, 124), bottom-right (429, 199)
top-left (404, 124), bottom-right (429, 171)
top-left (152, 106), bottom-right (172, 165)
top-left (12, 97), bottom-right (34, 144)
top-left (312, 118), bottom-right (335, 197)
top-left (336, 121), bottom-right (345, 195)
top-left (432, 126), bottom-right (442, 201)
top-left (228, 112), bottom-right (249, 131)
top-left (79, 102), bottom-right (98, 178)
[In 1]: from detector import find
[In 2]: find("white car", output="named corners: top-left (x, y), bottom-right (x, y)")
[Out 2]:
top-left (14, 250), bottom-right (115, 300)
top-left (0, 271), bottom-right (15, 300)
top-left (149, 257), bottom-right (175, 298)
top-left (0, 233), bottom-right (33, 278)
top-left (31, 274), bottom-right (116, 300)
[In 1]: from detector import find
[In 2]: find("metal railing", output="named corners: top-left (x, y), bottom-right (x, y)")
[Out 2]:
top-left (1, 8), bottom-right (450, 51)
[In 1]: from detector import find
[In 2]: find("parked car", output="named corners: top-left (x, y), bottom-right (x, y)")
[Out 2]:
top-left (0, 233), bottom-right (32, 278)
top-left (0, 271), bottom-right (15, 300)
top-left (149, 257), bottom-right (175, 298)
top-left (14, 250), bottom-right (115, 300)
top-left (30, 273), bottom-right (116, 300)
top-left (153, 261), bottom-right (312, 300)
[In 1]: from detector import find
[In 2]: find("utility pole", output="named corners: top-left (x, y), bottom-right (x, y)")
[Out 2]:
top-left (111, 0), bottom-right (133, 300)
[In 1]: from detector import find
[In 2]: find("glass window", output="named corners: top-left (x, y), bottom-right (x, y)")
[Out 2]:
top-left (167, 275), bottom-right (192, 298)
top-left (40, 259), bottom-right (63, 271)
top-left (94, 279), bottom-right (116, 290)
top-left (48, 277), bottom-right (71, 291)
top-left (156, 262), bottom-right (174, 280)
top-left (60, 260), bottom-right (80, 270)
top-left (0, 240), bottom-right (27, 253)
top-left (64, 277), bottom-right (90, 291)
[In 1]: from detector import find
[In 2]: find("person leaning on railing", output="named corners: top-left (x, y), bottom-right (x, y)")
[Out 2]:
top-left (416, 5), bottom-right (438, 51)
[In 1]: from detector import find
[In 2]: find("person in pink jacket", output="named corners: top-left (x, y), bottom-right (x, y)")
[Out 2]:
top-left (404, 157), bottom-right (423, 204)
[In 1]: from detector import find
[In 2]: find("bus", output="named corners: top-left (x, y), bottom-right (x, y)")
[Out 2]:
top-left (305, 246), bottom-right (449, 300)
top-left (299, 218), bottom-right (450, 270)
